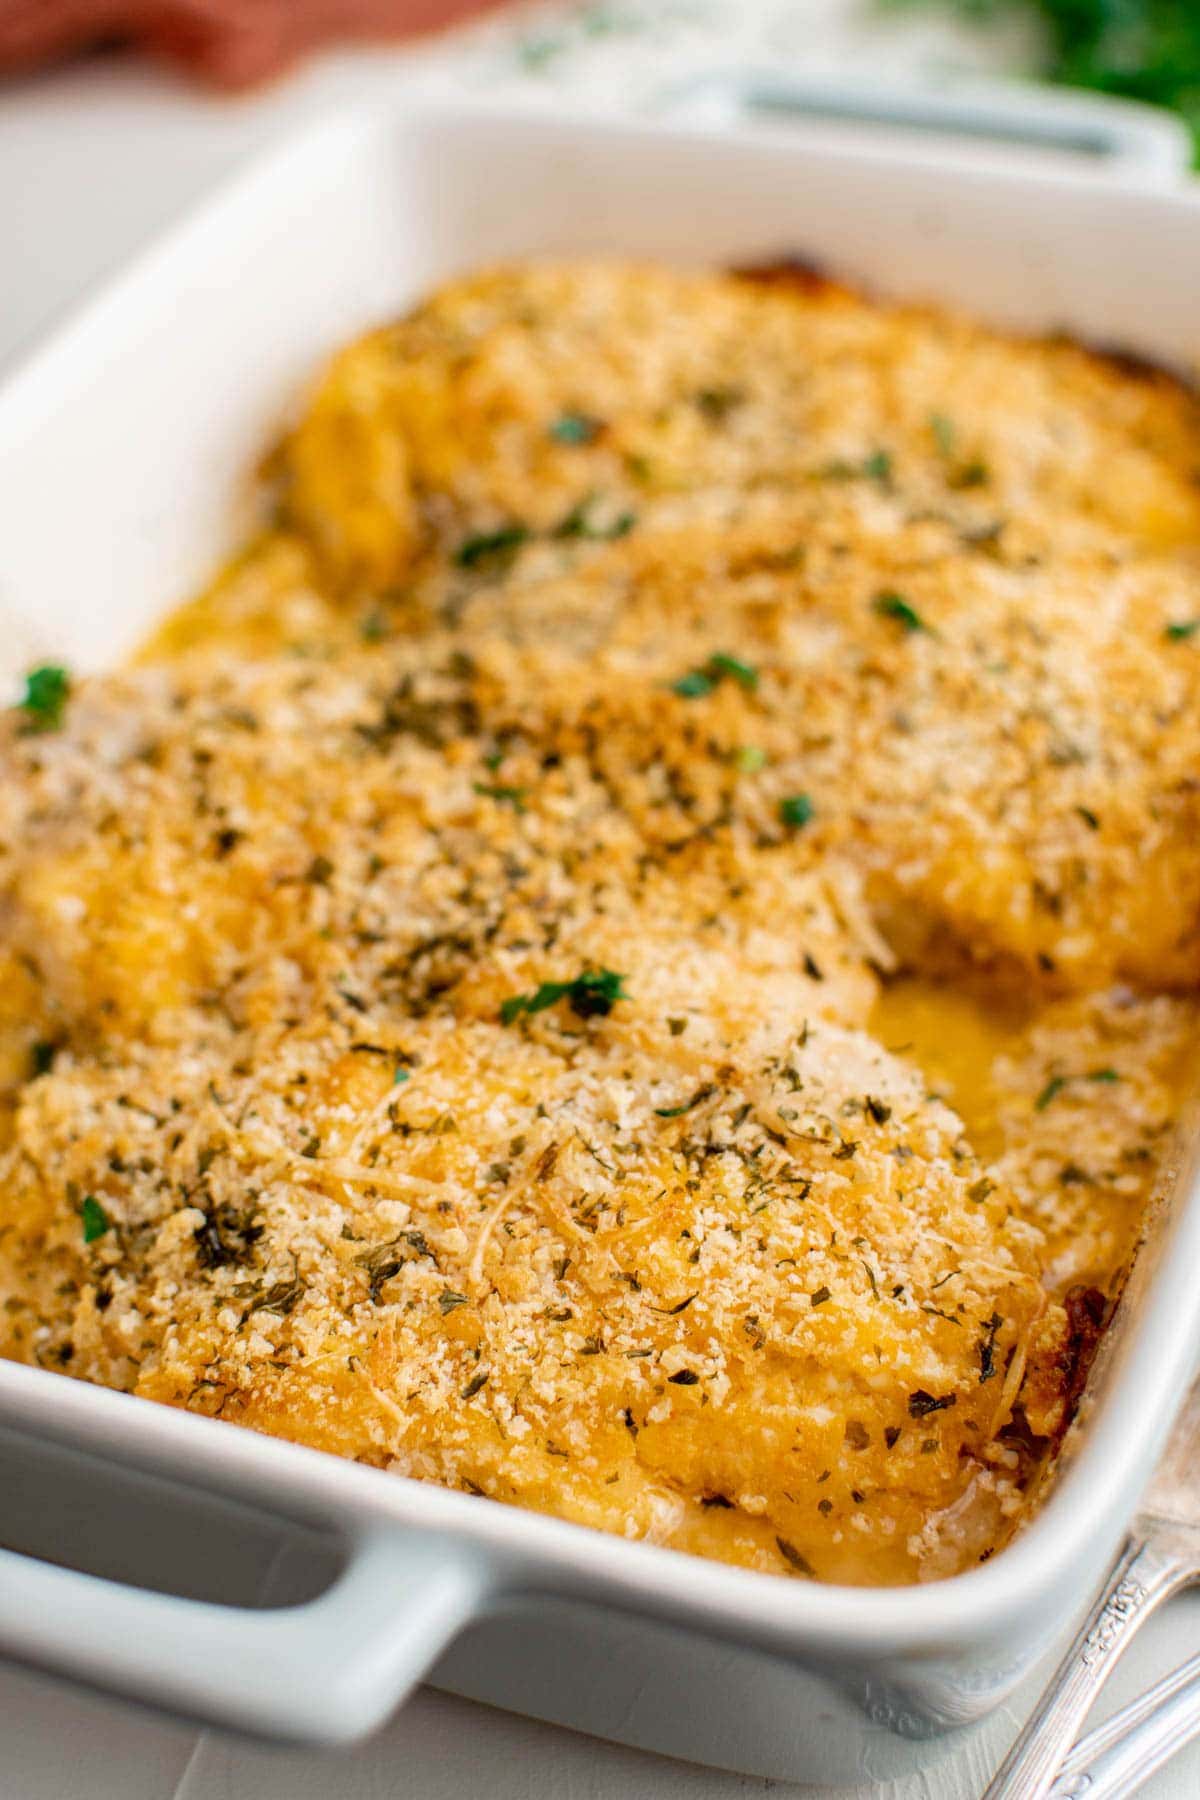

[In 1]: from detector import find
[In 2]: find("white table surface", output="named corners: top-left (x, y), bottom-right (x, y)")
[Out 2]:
top-left (3, 4), bottom-right (1198, 1794)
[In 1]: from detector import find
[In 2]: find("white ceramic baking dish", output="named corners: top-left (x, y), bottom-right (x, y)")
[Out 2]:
top-left (2, 93), bottom-right (1200, 1787)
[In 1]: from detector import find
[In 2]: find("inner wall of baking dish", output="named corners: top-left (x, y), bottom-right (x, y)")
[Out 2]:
top-left (2, 100), bottom-right (1199, 684)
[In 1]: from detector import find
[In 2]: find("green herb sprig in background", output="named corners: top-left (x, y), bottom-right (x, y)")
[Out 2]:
top-left (886, 1), bottom-right (1200, 162)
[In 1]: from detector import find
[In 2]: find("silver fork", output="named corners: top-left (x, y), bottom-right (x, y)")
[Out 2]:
top-left (983, 1378), bottom-right (1200, 1800)
top-left (1049, 1650), bottom-right (1200, 1798)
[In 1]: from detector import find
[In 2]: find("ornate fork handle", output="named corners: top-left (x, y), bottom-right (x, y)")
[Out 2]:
top-left (982, 1535), bottom-right (1195, 1800)
top-left (1050, 1649), bottom-right (1200, 1799)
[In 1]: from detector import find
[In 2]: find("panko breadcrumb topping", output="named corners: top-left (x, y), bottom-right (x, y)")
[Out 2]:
top-left (2, 259), bottom-right (1198, 1585)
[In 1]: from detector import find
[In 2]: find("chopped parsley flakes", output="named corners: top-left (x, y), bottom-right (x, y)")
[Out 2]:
top-left (18, 664), bottom-right (71, 731)
top-left (501, 968), bottom-right (629, 1026)
top-left (1036, 1067), bottom-right (1120, 1110)
top-left (473, 781), bottom-right (528, 812)
top-left (455, 524), bottom-right (529, 568)
top-left (1034, 1075), bottom-right (1066, 1112)
top-left (654, 1083), bottom-right (716, 1118)
top-left (673, 670), bottom-right (715, 698)
top-left (1166, 619), bottom-right (1200, 641)
top-left (672, 652), bottom-right (759, 698)
top-left (779, 793), bottom-right (814, 830)
top-left (549, 412), bottom-right (602, 445)
top-left (978, 1312), bottom-right (1002, 1384)
top-left (708, 652), bottom-right (758, 689)
top-left (908, 1388), bottom-right (956, 1419)
top-left (821, 448), bottom-right (892, 486)
top-left (873, 591), bottom-right (929, 635)
top-left (80, 1195), bottom-right (111, 1244)
top-left (776, 1536), bottom-right (815, 1575)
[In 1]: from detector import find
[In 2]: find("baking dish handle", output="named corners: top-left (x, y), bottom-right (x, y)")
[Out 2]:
top-left (653, 71), bottom-right (1193, 181)
top-left (0, 1526), bottom-right (483, 1745)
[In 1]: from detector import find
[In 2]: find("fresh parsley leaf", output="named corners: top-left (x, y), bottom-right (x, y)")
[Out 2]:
top-left (501, 968), bottom-right (628, 1026)
top-left (873, 591), bottom-right (929, 634)
top-left (779, 793), bottom-right (814, 830)
top-left (18, 664), bottom-right (71, 731)
top-left (706, 652), bottom-right (758, 690)
top-left (549, 412), bottom-right (602, 445)
top-left (654, 1083), bottom-right (716, 1119)
top-left (473, 781), bottom-right (528, 812)
top-left (455, 525), bottom-right (529, 568)
top-left (81, 1195), bottom-right (110, 1244)
top-left (1034, 1075), bottom-right (1066, 1111)
top-left (1034, 1066), bottom-right (1118, 1111)
top-left (672, 652), bottom-right (758, 698)
top-left (818, 447), bottom-right (893, 485)
top-left (558, 969), bottom-right (628, 1020)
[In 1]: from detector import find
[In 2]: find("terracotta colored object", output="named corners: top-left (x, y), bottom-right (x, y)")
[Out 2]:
top-left (0, 0), bottom-right (513, 89)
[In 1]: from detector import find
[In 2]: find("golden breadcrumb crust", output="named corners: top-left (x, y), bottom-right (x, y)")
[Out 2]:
top-left (2, 259), bottom-right (1198, 1585)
